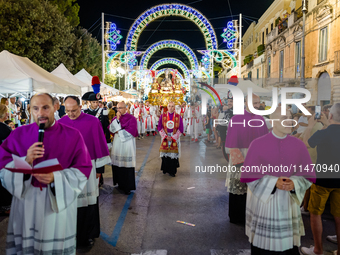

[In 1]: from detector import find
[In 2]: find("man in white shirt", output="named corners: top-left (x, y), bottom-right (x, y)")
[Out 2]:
top-left (53, 97), bottom-right (60, 120)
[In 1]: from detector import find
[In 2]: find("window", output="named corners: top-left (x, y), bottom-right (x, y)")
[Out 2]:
top-left (271, 23), bottom-right (273, 30)
top-left (267, 56), bottom-right (271, 78)
top-left (279, 50), bottom-right (284, 82)
top-left (257, 68), bottom-right (259, 79)
top-left (296, 41), bottom-right (301, 78)
top-left (266, 28), bottom-right (268, 35)
top-left (319, 27), bottom-right (328, 62)
top-left (262, 32), bottom-right (265, 44)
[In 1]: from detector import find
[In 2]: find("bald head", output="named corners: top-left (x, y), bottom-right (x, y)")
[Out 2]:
top-left (117, 101), bottom-right (127, 115)
top-left (168, 101), bottom-right (175, 113)
top-left (246, 93), bottom-right (260, 111)
top-left (270, 106), bottom-right (293, 136)
top-left (118, 101), bottom-right (126, 108)
top-left (330, 103), bottom-right (340, 123)
top-left (30, 93), bottom-right (56, 128)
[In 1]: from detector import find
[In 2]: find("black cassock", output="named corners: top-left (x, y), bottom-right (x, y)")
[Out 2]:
top-left (161, 157), bottom-right (179, 175)
top-left (84, 107), bottom-right (111, 143)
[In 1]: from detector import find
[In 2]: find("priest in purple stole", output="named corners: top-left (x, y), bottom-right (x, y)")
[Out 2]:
top-left (157, 102), bottom-right (184, 177)
top-left (240, 107), bottom-right (315, 255)
top-left (59, 96), bottom-right (111, 249)
top-left (109, 102), bottom-right (138, 195)
top-left (0, 93), bottom-right (92, 255)
top-left (225, 94), bottom-right (268, 224)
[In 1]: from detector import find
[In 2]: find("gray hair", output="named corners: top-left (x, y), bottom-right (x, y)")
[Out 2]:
top-left (323, 104), bottom-right (332, 111)
top-left (52, 97), bottom-right (60, 105)
top-left (330, 103), bottom-right (340, 122)
top-left (107, 102), bottom-right (113, 109)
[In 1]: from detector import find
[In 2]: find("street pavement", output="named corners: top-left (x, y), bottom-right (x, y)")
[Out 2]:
top-left (0, 134), bottom-right (337, 255)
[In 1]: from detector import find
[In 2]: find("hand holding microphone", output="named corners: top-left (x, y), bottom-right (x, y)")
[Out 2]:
top-left (25, 124), bottom-right (45, 165)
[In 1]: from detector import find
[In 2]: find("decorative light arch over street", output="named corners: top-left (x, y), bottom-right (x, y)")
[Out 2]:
top-left (140, 40), bottom-right (199, 70)
top-left (150, 58), bottom-right (190, 79)
top-left (125, 3), bottom-right (218, 51)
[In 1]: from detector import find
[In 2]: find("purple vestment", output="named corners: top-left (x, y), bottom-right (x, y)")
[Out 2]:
top-left (157, 112), bottom-right (184, 133)
top-left (240, 132), bottom-right (316, 183)
top-left (225, 110), bottom-right (268, 148)
top-left (110, 112), bottom-right (138, 137)
top-left (0, 121), bottom-right (92, 187)
top-left (59, 112), bottom-right (109, 160)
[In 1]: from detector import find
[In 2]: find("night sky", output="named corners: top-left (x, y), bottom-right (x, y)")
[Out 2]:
top-left (78, 0), bottom-right (274, 67)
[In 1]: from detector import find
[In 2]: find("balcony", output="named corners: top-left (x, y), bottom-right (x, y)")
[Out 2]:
top-left (267, 27), bottom-right (278, 44)
top-left (254, 54), bottom-right (264, 66)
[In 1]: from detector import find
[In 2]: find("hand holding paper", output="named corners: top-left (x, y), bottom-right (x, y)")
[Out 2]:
top-left (6, 155), bottom-right (63, 174)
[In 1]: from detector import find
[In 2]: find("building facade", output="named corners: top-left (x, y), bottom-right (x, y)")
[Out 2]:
top-left (219, 0), bottom-right (340, 105)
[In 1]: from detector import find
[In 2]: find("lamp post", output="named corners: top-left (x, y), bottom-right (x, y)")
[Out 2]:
top-left (300, 0), bottom-right (307, 88)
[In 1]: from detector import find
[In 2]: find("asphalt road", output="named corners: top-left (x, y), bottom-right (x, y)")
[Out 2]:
top-left (0, 135), bottom-right (337, 255)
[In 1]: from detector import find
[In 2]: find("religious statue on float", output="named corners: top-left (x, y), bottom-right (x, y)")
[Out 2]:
top-left (160, 69), bottom-right (174, 93)
top-left (174, 77), bottom-right (182, 92)
top-left (150, 70), bottom-right (160, 92)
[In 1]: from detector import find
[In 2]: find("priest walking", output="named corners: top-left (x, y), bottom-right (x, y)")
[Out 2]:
top-left (109, 102), bottom-right (138, 195)
top-left (59, 96), bottom-right (111, 249)
top-left (158, 101), bottom-right (184, 177)
top-left (225, 93), bottom-right (268, 224)
top-left (240, 107), bottom-right (315, 254)
top-left (0, 93), bottom-right (92, 255)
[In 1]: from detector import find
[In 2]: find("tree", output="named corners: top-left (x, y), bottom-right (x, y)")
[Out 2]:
top-left (70, 27), bottom-right (102, 77)
top-left (104, 74), bottom-right (117, 88)
top-left (48, 0), bottom-right (80, 27)
top-left (0, 0), bottom-right (76, 72)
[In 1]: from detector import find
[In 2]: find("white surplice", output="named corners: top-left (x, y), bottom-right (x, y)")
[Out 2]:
top-left (109, 118), bottom-right (136, 168)
top-left (246, 175), bottom-right (312, 252)
top-left (0, 161), bottom-right (87, 255)
top-left (134, 107), bottom-right (146, 135)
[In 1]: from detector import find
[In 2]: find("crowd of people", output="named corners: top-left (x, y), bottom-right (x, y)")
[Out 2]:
top-left (0, 76), bottom-right (189, 254)
top-left (0, 76), bottom-right (339, 255)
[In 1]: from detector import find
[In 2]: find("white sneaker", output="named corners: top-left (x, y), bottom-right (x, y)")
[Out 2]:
top-left (300, 206), bottom-right (310, 215)
top-left (300, 246), bottom-right (323, 255)
top-left (327, 235), bottom-right (338, 244)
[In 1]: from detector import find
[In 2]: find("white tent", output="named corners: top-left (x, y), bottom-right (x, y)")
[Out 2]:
top-left (51, 64), bottom-right (90, 95)
top-left (123, 88), bottom-right (139, 97)
top-left (0, 50), bottom-right (81, 96)
top-left (74, 69), bottom-right (119, 96)
top-left (214, 80), bottom-right (272, 97)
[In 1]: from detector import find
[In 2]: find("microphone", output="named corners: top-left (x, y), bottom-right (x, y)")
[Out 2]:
top-left (38, 123), bottom-right (45, 147)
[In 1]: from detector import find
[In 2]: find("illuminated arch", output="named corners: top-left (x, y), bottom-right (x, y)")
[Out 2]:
top-left (150, 58), bottom-right (190, 79)
top-left (125, 3), bottom-right (218, 51)
top-left (140, 40), bottom-right (198, 70)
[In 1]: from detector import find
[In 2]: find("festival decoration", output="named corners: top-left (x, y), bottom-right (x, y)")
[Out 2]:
top-left (140, 40), bottom-right (199, 70)
top-left (105, 23), bottom-right (123, 51)
top-left (221, 21), bottom-right (238, 49)
top-left (125, 4), bottom-right (218, 51)
top-left (150, 58), bottom-right (190, 79)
